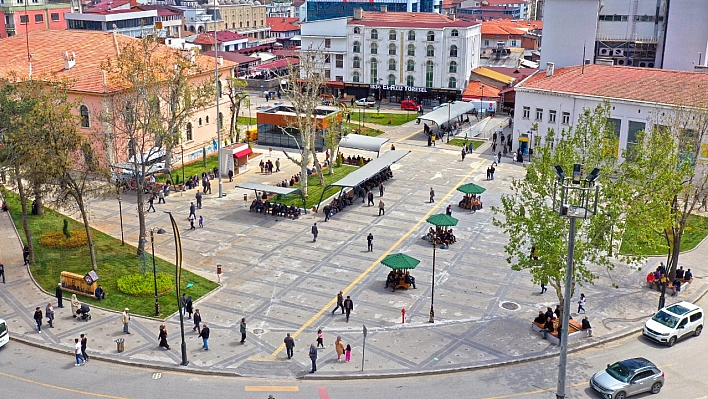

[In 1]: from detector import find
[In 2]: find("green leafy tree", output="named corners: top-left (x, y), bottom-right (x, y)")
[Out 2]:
top-left (226, 76), bottom-right (249, 144)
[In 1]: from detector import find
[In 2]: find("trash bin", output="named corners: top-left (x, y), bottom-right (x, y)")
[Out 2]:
top-left (217, 265), bottom-right (222, 275)
top-left (115, 338), bottom-right (125, 353)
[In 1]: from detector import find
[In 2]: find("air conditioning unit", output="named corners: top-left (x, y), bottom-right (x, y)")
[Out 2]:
top-left (599, 48), bottom-right (611, 56)
top-left (613, 49), bottom-right (624, 56)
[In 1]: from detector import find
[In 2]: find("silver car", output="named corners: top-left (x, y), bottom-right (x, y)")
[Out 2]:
top-left (589, 357), bottom-right (664, 399)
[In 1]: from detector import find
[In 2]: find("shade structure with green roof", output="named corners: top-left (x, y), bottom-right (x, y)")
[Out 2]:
top-left (381, 253), bottom-right (421, 270)
top-left (457, 183), bottom-right (486, 195)
top-left (426, 213), bottom-right (459, 227)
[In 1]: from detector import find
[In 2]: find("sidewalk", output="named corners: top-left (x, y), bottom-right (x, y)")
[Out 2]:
top-left (1, 119), bottom-right (707, 380)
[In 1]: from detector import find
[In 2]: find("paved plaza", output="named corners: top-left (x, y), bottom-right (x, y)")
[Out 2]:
top-left (0, 116), bottom-right (706, 379)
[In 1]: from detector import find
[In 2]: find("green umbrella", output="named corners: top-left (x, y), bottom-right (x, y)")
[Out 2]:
top-left (381, 253), bottom-right (421, 270)
top-left (426, 213), bottom-right (459, 227)
top-left (457, 183), bottom-right (486, 195)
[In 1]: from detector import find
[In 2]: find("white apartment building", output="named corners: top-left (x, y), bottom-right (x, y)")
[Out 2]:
top-left (300, 9), bottom-right (480, 104)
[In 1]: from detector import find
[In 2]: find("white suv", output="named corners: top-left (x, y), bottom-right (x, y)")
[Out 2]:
top-left (0, 318), bottom-right (8, 348)
top-left (643, 301), bottom-right (703, 347)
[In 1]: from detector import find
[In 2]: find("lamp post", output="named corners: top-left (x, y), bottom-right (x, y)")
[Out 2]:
top-left (214, 0), bottom-right (223, 199)
top-left (447, 100), bottom-right (452, 143)
top-left (163, 211), bottom-right (189, 366)
top-left (428, 233), bottom-right (437, 323)
top-left (552, 164), bottom-right (600, 399)
top-left (180, 144), bottom-right (185, 186)
top-left (117, 190), bottom-right (124, 246)
top-left (479, 84), bottom-right (485, 120)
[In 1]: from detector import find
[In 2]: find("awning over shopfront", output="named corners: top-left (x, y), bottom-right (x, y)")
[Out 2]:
top-left (418, 101), bottom-right (477, 126)
top-left (254, 57), bottom-right (299, 71)
top-left (339, 134), bottom-right (389, 155)
top-left (234, 148), bottom-right (253, 158)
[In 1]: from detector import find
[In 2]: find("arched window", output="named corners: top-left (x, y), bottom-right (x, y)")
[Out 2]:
top-left (353, 41), bottom-right (360, 53)
top-left (426, 31), bottom-right (435, 41)
top-left (451, 29), bottom-right (459, 37)
top-left (371, 29), bottom-right (378, 39)
top-left (186, 122), bottom-right (193, 141)
top-left (79, 105), bottom-right (89, 128)
top-left (388, 74), bottom-right (396, 86)
top-left (407, 44), bottom-right (415, 56)
top-left (408, 30), bottom-right (415, 41)
top-left (352, 71), bottom-right (360, 83)
top-left (389, 30), bottom-right (396, 40)
top-left (198, 26), bottom-right (204, 33)
top-left (217, 80), bottom-right (223, 96)
top-left (388, 43), bottom-right (396, 55)
top-left (407, 59), bottom-right (415, 71)
top-left (370, 42), bottom-right (378, 54)
top-left (370, 58), bottom-right (378, 83)
top-left (426, 45), bottom-right (434, 57)
top-left (450, 45), bottom-right (458, 57)
top-left (448, 77), bottom-right (457, 89)
top-left (218, 112), bottom-right (224, 130)
top-left (449, 61), bottom-right (457, 73)
top-left (425, 60), bottom-right (434, 88)
top-left (205, 115), bottom-right (210, 124)
top-left (388, 59), bottom-right (396, 70)
top-left (354, 27), bottom-right (360, 34)
top-left (198, 117), bottom-right (203, 126)
top-left (406, 75), bottom-right (414, 87)
top-left (189, 26), bottom-right (195, 33)
top-left (353, 56), bottom-right (361, 68)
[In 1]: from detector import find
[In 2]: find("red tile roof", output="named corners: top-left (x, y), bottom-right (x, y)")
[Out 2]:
top-left (254, 57), bottom-right (299, 70)
top-left (86, 0), bottom-right (134, 13)
top-left (484, 0), bottom-right (527, 4)
top-left (485, 67), bottom-right (538, 86)
top-left (518, 64), bottom-right (708, 107)
top-left (350, 11), bottom-right (479, 28)
top-left (202, 51), bottom-right (259, 65)
top-left (0, 30), bottom-right (235, 94)
top-left (132, 4), bottom-right (184, 17)
top-left (481, 19), bottom-right (542, 36)
top-left (462, 80), bottom-right (501, 101)
top-left (267, 17), bottom-right (300, 32)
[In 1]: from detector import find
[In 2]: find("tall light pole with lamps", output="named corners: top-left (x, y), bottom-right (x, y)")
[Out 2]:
top-left (447, 100), bottom-right (452, 143)
top-left (552, 164), bottom-right (600, 399)
top-left (479, 84), bottom-right (485, 120)
top-left (428, 233), bottom-right (437, 323)
top-left (163, 211), bottom-right (189, 366)
top-left (117, 188), bottom-right (124, 246)
top-left (213, 2), bottom-right (223, 199)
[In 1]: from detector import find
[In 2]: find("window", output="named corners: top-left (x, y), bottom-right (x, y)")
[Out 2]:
top-left (511, 40), bottom-right (517, 47)
top-left (627, 121), bottom-right (645, 158)
top-left (371, 29), bottom-right (378, 40)
top-left (353, 56), bottom-right (360, 69)
top-left (407, 44), bottom-right (415, 56)
top-left (353, 41), bottom-right (360, 53)
top-left (50, 13), bottom-right (59, 21)
top-left (205, 115), bottom-right (210, 124)
top-left (325, 69), bottom-right (331, 79)
top-left (218, 112), bottom-right (224, 131)
top-left (451, 29), bottom-right (459, 37)
top-left (690, 312), bottom-right (702, 322)
top-left (389, 30), bottom-right (396, 40)
top-left (562, 111), bottom-right (570, 124)
top-left (426, 45), bottom-right (434, 57)
top-left (198, 117), bottom-right (203, 126)
top-left (549, 110), bottom-right (557, 123)
top-left (484, 39), bottom-right (489, 46)
top-left (522, 106), bottom-right (530, 119)
top-left (370, 43), bottom-right (378, 54)
top-left (79, 105), bottom-right (90, 128)
top-left (336, 76), bottom-right (344, 82)
top-left (388, 59), bottom-right (396, 70)
top-left (426, 31), bottom-right (434, 41)
top-left (406, 75), bottom-right (415, 87)
top-left (217, 80), bottom-right (222, 97)
top-left (370, 58), bottom-right (378, 83)
top-left (389, 43), bottom-right (396, 55)
top-left (448, 77), bottom-right (456, 89)
top-left (425, 60), bottom-right (434, 88)
top-left (186, 123), bottom-right (193, 141)
top-left (354, 27), bottom-right (360, 34)
top-left (408, 30), bottom-right (415, 41)
top-left (535, 108), bottom-right (543, 121)
top-left (336, 54), bottom-right (343, 68)
top-left (407, 59), bottom-right (415, 71)
top-left (324, 54), bottom-right (331, 64)
top-left (20, 15), bottom-right (29, 24)
top-left (449, 45), bottom-right (458, 57)
top-left (324, 38), bottom-right (331, 48)
top-left (352, 71), bottom-right (360, 82)
top-left (606, 117), bottom-right (621, 138)
top-left (388, 74), bottom-right (396, 86)
top-left (34, 14), bottom-right (43, 23)
top-left (449, 61), bottom-right (457, 73)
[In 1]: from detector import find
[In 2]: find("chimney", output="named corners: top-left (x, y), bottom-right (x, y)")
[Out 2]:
top-left (380, 5), bottom-right (387, 12)
top-left (546, 62), bottom-right (554, 77)
top-left (63, 51), bottom-right (76, 70)
top-left (353, 7), bottom-right (363, 20)
top-left (218, 56), bottom-right (224, 66)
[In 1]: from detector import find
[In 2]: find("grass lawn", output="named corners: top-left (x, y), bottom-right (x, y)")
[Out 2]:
top-left (343, 122), bottom-right (385, 137)
top-left (157, 153), bottom-right (220, 184)
top-left (269, 164), bottom-right (357, 209)
top-left (448, 138), bottom-right (487, 150)
top-left (620, 214), bottom-right (708, 256)
top-left (1, 188), bottom-right (219, 317)
top-left (349, 110), bottom-right (418, 126)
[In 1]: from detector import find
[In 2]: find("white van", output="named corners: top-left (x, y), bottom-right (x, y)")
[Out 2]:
top-left (0, 318), bottom-right (8, 348)
top-left (643, 301), bottom-right (703, 346)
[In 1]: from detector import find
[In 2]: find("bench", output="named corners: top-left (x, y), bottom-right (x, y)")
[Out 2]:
top-left (666, 278), bottom-right (693, 296)
top-left (532, 318), bottom-right (586, 345)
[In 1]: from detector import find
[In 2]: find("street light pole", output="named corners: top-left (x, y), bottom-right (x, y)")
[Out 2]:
top-left (447, 100), bottom-right (452, 143)
top-left (164, 211), bottom-right (188, 366)
top-left (479, 84), bottom-right (485, 120)
top-left (150, 229), bottom-right (161, 317)
top-left (117, 192), bottom-right (124, 246)
top-left (214, 8), bottom-right (223, 199)
top-left (428, 234), bottom-right (437, 323)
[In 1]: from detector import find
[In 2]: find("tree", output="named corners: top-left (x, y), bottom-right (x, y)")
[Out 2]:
top-left (323, 113), bottom-right (347, 175)
top-left (226, 76), bottom-right (249, 144)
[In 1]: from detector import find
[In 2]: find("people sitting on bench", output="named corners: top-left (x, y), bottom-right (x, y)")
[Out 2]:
top-left (684, 268), bottom-right (693, 281)
top-left (404, 271), bottom-right (416, 289)
top-left (541, 316), bottom-right (555, 334)
top-left (545, 307), bottom-right (554, 322)
top-left (676, 266), bottom-right (685, 279)
top-left (385, 270), bottom-right (396, 288)
top-left (646, 271), bottom-right (658, 288)
top-left (534, 311), bottom-right (546, 324)
top-left (671, 278), bottom-right (682, 296)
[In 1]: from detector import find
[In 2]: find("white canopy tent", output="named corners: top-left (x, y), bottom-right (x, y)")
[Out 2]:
top-left (338, 134), bottom-right (390, 156)
top-left (418, 101), bottom-right (477, 127)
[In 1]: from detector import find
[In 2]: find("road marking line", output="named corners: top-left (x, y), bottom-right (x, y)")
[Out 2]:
top-left (0, 370), bottom-right (130, 399)
top-left (271, 160), bottom-right (487, 356)
top-left (244, 386), bottom-right (299, 392)
top-left (318, 386), bottom-right (330, 399)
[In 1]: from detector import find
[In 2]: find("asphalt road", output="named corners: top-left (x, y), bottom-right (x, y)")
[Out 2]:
top-left (2, 293), bottom-right (707, 399)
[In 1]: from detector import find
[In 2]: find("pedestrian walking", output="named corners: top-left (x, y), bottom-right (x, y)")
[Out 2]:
top-left (461, 147), bottom-right (466, 161)
top-left (228, 168), bottom-right (234, 182)
top-left (367, 233), bottom-right (374, 252)
top-left (378, 200), bottom-right (385, 216)
top-left (186, 296), bottom-right (193, 318)
top-left (379, 182), bottom-right (385, 197)
top-left (284, 333), bottom-right (295, 359)
top-left (46, 302), bottom-right (55, 328)
top-left (343, 296), bottom-right (354, 323)
top-left (367, 190), bottom-right (374, 206)
top-left (346, 112), bottom-right (351, 123)
top-left (158, 324), bottom-right (171, 350)
top-left (33, 307), bottom-right (43, 333)
top-left (335, 336), bottom-right (345, 361)
top-left (181, 293), bottom-right (188, 316)
top-left (147, 195), bottom-right (156, 212)
top-left (122, 308), bottom-right (131, 334)
top-left (74, 338), bottom-right (85, 366)
top-left (492, 142), bottom-right (497, 154)
top-left (309, 343), bottom-right (318, 373)
top-left (446, 205), bottom-right (452, 216)
top-left (0, 263), bottom-right (5, 283)
top-left (317, 329), bottom-right (324, 348)
top-left (189, 202), bottom-right (196, 219)
top-left (196, 191), bottom-right (203, 209)
top-left (578, 293), bottom-right (586, 314)
top-left (497, 151), bottom-right (502, 163)
top-left (275, 158), bottom-right (280, 172)
top-left (80, 333), bottom-right (89, 361)
top-left (311, 223), bottom-right (318, 242)
top-left (193, 309), bottom-right (202, 333)
top-left (239, 317), bottom-right (247, 343)
top-left (345, 344), bottom-right (352, 362)
top-left (23, 245), bottom-right (30, 265)
top-left (540, 279), bottom-right (547, 294)
top-left (158, 190), bottom-right (165, 204)
top-left (56, 283), bottom-right (63, 308)
top-left (490, 164), bottom-right (496, 180)
top-left (198, 324), bottom-right (210, 350)
top-left (198, 216), bottom-right (204, 228)
top-left (71, 294), bottom-right (81, 318)
top-left (429, 187), bottom-right (435, 203)
top-left (331, 291), bottom-right (344, 314)
top-left (189, 213), bottom-right (196, 230)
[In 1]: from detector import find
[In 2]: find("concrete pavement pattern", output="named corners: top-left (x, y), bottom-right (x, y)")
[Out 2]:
top-left (0, 117), bottom-right (706, 379)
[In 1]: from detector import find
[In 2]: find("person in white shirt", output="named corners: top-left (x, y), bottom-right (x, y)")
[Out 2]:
top-left (74, 338), bottom-right (85, 366)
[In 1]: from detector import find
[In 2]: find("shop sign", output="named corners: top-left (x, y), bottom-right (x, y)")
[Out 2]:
top-left (369, 84), bottom-right (428, 93)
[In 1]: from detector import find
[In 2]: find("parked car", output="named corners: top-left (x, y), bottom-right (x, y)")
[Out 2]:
top-left (643, 301), bottom-right (703, 346)
top-left (400, 100), bottom-right (418, 110)
top-left (355, 98), bottom-right (376, 107)
top-left (589, 357), bottom-right (664, 399)
top-left (0, 318), bottom-right (8, 349)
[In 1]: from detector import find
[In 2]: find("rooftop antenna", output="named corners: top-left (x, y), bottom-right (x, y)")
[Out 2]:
top-left (581, 41), bottom-right (586, 74)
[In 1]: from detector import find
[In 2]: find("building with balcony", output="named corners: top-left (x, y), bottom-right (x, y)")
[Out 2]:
top-left (133, 4), bottom-right (184, 38)
top-left (0, 0), bottom-right (71, 38)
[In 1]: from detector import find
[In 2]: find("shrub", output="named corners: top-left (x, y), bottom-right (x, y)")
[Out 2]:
top-left (117, 273), bottom-right (174, 296)
top-left (39, 230), bottom-right (88, 248)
